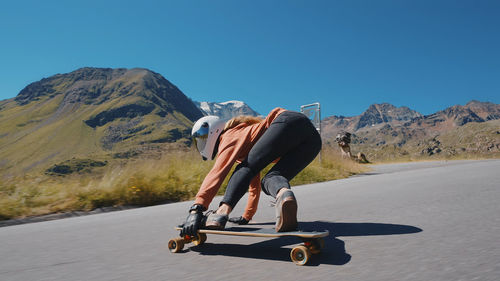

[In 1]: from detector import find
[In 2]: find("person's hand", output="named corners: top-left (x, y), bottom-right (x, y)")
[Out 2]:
top-left (228, 216), bottom-right (249, 225)
top-left (180, 205), bottom-right (204, 237)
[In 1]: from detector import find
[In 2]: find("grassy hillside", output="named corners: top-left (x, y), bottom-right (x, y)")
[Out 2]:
top-left (0, 147), bottom-right (366, 220)
top-left (0, 68), bottom-right (203, 176)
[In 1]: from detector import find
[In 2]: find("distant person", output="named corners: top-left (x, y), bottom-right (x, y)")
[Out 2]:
top-left (336, 131), bottom-right (352, 159)
top-left (335, 131), bottom-right (369, 163)
top-left (180, 108), bottom-right (321, 236)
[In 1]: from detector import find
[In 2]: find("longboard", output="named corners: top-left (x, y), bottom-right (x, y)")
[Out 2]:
top-left (168, 226), bottom-right (329, 265)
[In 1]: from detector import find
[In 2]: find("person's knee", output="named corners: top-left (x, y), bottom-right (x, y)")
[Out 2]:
top-left (315, 134), bottom-right (322, 153)
top-left (310, 132), bottom-right (322, 156)
top-left (261, 172), bottom-right (290, 196)
top-left (232, 162), bottom-right (257, 181)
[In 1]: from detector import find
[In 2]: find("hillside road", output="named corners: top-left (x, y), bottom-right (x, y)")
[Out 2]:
top-left (1, 159), bottom-right (499, 280)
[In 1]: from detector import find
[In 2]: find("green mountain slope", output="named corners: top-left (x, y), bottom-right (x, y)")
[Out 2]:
top-left (0, 67), bottom-right (203, 175)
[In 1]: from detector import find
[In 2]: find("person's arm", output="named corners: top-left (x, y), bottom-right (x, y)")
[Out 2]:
top-left (182, 134), bottom-right (242, 236)
top-left (242, 174), bottom-right (261, 221)
top-left (229, 174), bottom-right (261, 225)
top-left (193, 134), bottom-right (241, 210)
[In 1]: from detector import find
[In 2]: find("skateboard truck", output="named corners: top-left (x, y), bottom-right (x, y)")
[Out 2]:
top-left (168, 233), bottom-right (208, 253)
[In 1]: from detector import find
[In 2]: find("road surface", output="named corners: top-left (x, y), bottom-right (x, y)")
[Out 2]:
top-left (1, 160), bottom-right (499, 281)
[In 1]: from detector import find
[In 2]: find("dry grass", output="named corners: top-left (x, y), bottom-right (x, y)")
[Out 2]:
top-left (0, 148), bottom-right (367, 221)
top-left (363, 150), bottom-right (500, 165)
top-left (290, 147), bottom-right (368, 185)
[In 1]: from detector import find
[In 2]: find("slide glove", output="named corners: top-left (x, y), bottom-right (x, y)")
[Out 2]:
top-left (180, 205), bottom-right (204, 237)
top-left (228, 216), bottom-right (249, 225)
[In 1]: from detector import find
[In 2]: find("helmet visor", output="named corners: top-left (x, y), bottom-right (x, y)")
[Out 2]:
top-left (192, 124), bottom-right (209, 155)
top-left (193, 135), bottom-right (207, 155)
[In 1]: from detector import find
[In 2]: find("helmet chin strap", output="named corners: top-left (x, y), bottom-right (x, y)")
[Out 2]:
top-left (211, 135), bottom-right (222, 160)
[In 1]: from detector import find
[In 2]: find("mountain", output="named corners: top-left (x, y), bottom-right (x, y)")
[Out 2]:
top-left (1, 66), bottom-right (498, 176)
top-left (322, 101), bottom-right (500, 160)
top-left (322, 103), bottom-right (423, 138)
top-left (0, 67), bottom-right (204, 175)
top-left (194, 100), bottom-right (259, 119)
top-left (410, 100), bottom-right (500, 131)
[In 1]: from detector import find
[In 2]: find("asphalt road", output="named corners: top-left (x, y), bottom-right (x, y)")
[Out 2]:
top-left (1, 160), bottom-right (499, 281)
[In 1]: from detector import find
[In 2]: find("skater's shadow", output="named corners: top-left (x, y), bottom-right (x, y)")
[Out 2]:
top-left (189, 221), bottom-right (422, 266)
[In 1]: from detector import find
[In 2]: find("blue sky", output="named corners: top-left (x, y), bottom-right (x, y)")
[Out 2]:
top-left (1, 0), bottom-right (499, 117)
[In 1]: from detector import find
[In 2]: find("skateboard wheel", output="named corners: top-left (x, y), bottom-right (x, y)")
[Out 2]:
top-left (290, 245), bottom-right (311, 266)
top-left (193, 233), bottom-right (207, 246)
top-left (168, 238), bottom-right (185, 253)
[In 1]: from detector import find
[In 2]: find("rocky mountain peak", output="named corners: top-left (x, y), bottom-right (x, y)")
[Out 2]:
top-left (464, 100), bottom-right (500, 120)
top-left (64, 67), bottom-right (128, 81)
top-left (14, 67), bottom-right (203, 123)
top-left (423, 100), bottom-right (500, 127)
top-left (356, 103), bottom-right (422, 130)
top-left (195, 100), bottom-right (259, 119)
top-left (15, 68), bottom-right (127, 105)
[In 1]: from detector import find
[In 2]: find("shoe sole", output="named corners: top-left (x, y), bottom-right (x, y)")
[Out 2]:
top-left (205, 224), bottom-right (225, 230)
top-left (276, 197), bottom-right (298, 232)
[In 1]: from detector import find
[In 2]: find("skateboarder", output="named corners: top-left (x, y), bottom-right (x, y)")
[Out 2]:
top-left (180, 107), bottom-right (322, 236)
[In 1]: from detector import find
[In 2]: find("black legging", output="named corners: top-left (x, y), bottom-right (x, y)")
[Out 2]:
top-left (221, 111), bottom-right (322, 208)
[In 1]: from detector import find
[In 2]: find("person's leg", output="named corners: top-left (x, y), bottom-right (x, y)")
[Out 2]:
top-left (221, 111), bottom-right (313, 209)
top-left (261, 117), bottom-right (321, 232)
top-left (217, 112), bottom-right (321, 232)
top-left (260, 114), bottom-right (321, 197)
top-left (219, 111), bottom-right (321, 232)
top-left (261, 131), bottom-right (321, 197)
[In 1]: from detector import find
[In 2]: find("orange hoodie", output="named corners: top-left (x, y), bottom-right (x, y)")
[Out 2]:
top-left (194, 107), bottom-right (287, 220)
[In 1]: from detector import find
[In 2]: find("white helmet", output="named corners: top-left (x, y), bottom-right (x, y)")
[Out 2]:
top-left (191, 116), bottom-right (226, 160)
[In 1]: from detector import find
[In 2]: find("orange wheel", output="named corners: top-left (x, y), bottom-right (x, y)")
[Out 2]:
top-left (290, 245), bottom-right (311, 266)
top-left (168, 238), bottom-right (185, 253)
top-left (193, 233), bottom-right (207, 246)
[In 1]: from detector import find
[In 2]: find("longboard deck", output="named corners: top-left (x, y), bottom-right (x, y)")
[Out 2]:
top-left (174, 226), bottom-right (329, 238)
top-left (170, 225), bottom-right (329, 265)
